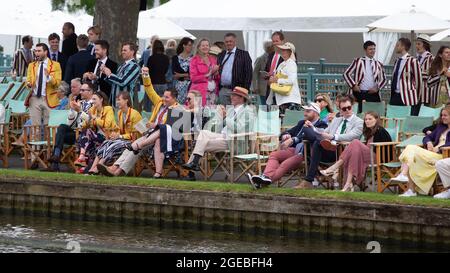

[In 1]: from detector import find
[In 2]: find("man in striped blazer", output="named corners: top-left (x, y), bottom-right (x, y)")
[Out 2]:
top-left (217, 33), bottom-right (253, 106)
top-left (343, 40), bottom-right (387, 113)
top-left (415, 34), bottom-right (435, 106)
top-left (102, 42), bottom-right (140, 107)
top-left (390, 38), bottom-right (423, 116)
top-left (11, 35), bottom-right (34, 79)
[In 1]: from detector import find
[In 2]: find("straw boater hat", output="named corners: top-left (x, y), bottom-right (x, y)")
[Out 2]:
top-left (209, 46), bottom-right (223, 56)
top-left (277, 42), bottom-right (296, 61)
top-left (416, 34), bottom-right (431, 44)
top-left (231, 87), bottom-right (249, 101)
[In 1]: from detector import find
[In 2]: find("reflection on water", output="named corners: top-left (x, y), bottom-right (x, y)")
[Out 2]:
top-left (0, 213), bottom-right (447, 253)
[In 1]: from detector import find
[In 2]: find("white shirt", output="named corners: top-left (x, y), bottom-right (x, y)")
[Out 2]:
top-left (34, 58), bottom-right (51, 97)
top-left (395, 53), bottom-right (409, 92)
top-left (360, 57), bottom-right (377, 91)
top-left (417, 51), bottom-right (430, 65)
top-left (221, 104), bottom-right (244, 135)
top-left (334, 115), bottom-right (354, 141)
top-left (94, 56), bottom-right (108, 77)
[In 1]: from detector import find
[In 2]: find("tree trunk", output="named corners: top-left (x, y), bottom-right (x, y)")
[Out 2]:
top-left (93, 0), bottom-right (140, 62)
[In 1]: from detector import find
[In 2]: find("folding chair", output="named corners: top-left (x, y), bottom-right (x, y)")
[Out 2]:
top-left (419, 104), bottom-right (443, 121)
top-left (383, 105), bottom-right (411, 129)
top-left (230, 107), bottom-right (281, 183)
top-left (6, 99), bottom-right (28, 151)
top-left (0, 83), bottom-right (14, 102)
top-left (1, 82), bottom-right (24, 102)
top-left (0, 109), bottom-right (11, 168)
top-left (362, 101), bottom-right (386, 116)
top-left (399, 116), bottom-right (433, 141)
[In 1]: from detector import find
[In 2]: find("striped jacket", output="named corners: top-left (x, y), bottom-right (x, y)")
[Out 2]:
top-left (217, 48), bottom-right (253, 90)
top-left (105, 59), bottom-right (141, 106)
top-left (428, 71), bottom-right (450, 106)
top-left (392, 54), bottom-right (423, 106)
top-left (12, 48), bottom-right (34, 77)
top-left (418, 52), bottom-right (435, 104)
top-left (343, 57), bottom-right (387, 97)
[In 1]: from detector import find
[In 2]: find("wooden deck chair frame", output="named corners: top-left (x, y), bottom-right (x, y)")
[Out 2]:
top-left (23, 125), bottom-right (50, 169)
top-left (46, 126), bottom-right (80, 172)
top-left (0, 113), bottom-right (10, 168)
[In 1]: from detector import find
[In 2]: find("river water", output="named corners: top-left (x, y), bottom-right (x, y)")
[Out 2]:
top-left (0, 213), bottom-right (447, 253)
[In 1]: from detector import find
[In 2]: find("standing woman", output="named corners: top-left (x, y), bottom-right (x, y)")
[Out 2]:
top-left (320, 111), bottom-right (392, 191)
top-left (416, 34), bottom-right (435, 107)
top-left (88, 91), bottom-right (142, 174)
top-left (74, 91), bottom-right (117, 169)
top-left (190, 38), bottom-right (220, 107)
top-left (267, 42), bottom-right (302, 113)
top-left (143, 40), bottom-right (170, 111)
top-left (392, 106), bottom-right (450, 197)
top-left (173, 37), bottom-right (194, 104)
top-left (428, 46), bottom-right (450, 107)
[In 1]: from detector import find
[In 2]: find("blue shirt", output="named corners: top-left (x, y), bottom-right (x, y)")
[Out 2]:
top-left (56, 97), bottom-right (69, 110)
top-left (220, 47), bottom-right (236, 86)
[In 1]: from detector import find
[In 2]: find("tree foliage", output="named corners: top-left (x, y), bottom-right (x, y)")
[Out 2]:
top-left (51, 0), bottom-right (170, 15)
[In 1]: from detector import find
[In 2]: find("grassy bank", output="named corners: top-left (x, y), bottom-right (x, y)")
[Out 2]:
top-left (1, 169), bottom-right (450, 208)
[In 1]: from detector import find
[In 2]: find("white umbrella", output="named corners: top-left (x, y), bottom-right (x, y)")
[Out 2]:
top-left (138, 14), bottom-right (196, 40)
top-left (431, 29), bottom-right (450, 42)
top-left (367, 6), bottom-right (450, 33)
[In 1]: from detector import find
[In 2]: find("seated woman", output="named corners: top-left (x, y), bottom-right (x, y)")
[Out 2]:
top-left (88, 91), bottom-right (142, 175)
top-left (320, 111), bottom-right (392, 192)
top-left (314, 93), bottom-right (335, 124)
top-left (392, 106), bottom-right (450, 197)
top-left (74, 91), bottom-right (117, 171)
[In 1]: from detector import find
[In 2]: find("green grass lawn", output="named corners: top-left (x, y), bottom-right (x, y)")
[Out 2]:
top-left (1, 169), bottom-right (450, 208)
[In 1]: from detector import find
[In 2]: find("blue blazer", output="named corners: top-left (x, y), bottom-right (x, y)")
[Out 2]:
top-left (423, 124), bottom-right (450, 148)
top-left (64, 49), bottom-right (95, 83)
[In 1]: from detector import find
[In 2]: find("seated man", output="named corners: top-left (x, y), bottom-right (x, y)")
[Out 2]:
top-left (182, 87), bottom-right (255, 173)
top-left (297, 95), bottom-right (364, 189)
top-left (249, 102), bottom-right (328, 189)
top-left (97, 67), bottom-right (180, 177)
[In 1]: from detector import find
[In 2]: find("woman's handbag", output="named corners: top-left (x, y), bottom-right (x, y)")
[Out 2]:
top-left (270, 72), bottom-right (292, 96)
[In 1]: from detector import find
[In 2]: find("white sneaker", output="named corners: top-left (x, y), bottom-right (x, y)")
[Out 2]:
top-left (312, 179), bottom-right (319, 187)
top-left (434, 189), bottom-right (450, 199)
top-left (399, 189), bottom-right (417, 197)
top-left (391, 174), bottom-right (409, 182)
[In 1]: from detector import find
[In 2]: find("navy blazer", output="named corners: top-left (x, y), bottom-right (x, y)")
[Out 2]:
top-left (217, 48), bottom-right (253, 90)
top-left (282, 119), bottom-right (328, 147)
top-left (64, 49), bottom-right (95, 83)
top-left (423, 124), bottom-right (450, 148)
top-left (85, 58), bottom-right (119, 98)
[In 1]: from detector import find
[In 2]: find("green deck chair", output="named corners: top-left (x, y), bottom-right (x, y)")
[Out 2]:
top-left (0, 83), bottom-right (14, 101)
top-left (362, 101), bottom-right (386, 116)
top-left (385, 105), bottom-right (411, 129)
top-left (400, 116), bottom-right (433, 141)
top-left (419, 105), bottom-right (443, 121)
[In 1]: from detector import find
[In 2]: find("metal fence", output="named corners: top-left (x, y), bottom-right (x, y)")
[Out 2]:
top-left (298, 58), bottom-right (394, 75)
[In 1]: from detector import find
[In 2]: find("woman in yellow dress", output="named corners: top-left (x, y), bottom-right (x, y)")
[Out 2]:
top-left (392, 106), bottom-right (450, 197)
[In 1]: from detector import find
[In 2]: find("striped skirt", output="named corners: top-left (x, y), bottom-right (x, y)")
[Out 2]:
top-left (96, 139), bottom-right (130, 165)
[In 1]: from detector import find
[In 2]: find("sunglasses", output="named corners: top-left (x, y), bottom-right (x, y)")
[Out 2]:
top-left (315, 98), bottom-right (324, 103)
top-left (341, 106), bottom-right (352, 112)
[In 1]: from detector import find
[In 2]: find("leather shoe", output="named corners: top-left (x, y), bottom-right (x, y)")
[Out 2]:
top-left (182, 162), bottom-right (200, 171)
top-left (294, 180), bottom-right (314, 189)
top-left (320, 140), bottom-right (337, 152)
top-left (97, 163), bottom-right (115, 177)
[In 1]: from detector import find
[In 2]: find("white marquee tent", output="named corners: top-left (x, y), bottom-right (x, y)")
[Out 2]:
top-left (144, 0), bottom-right (450, 64)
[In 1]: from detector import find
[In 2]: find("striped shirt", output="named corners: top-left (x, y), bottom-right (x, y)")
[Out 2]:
top-left (106, 59), bottom-right (141, 106)
top-left (343, 56), bottom-right (387, 97)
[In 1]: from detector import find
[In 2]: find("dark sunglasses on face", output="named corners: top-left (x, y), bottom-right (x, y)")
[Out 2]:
top-left (315, 99), bottom-right (324, 103)
top-left (341, 106), bottom-right (352, 112)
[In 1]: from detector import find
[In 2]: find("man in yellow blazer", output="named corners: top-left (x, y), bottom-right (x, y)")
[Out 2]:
top-left (25, 43), bottom-right (62, 126)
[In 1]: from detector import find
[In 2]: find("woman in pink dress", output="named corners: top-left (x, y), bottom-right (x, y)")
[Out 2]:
top-left (189, 38), bottom-right (220, 106)
top-left (320, 111), bottom-right (393, 192)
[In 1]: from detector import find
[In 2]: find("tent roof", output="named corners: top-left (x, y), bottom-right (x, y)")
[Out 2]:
top-left (145, 0), bottom-right (450, 31)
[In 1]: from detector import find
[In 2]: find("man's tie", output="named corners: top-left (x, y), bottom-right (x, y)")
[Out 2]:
top-left (95, 61), bottom-right (103, 78)
top-left (391, 58), bottom-right (402, 92)
top-left (269, 52), bottom-right (279, 76)
top-left (418, 55), bottom-right (422, 63)
top-left (340, 119), bottom-right (348, 134)
top-left (36, 62), bottom-right (44, 98)
top-left (52, 53), bottom-right (57, 62)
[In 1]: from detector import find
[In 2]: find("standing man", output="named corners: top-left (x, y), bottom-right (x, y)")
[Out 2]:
top-left (343, 40), bottom-right (387, 113)
top-left (252, 40), bottom-right (274, 105)
top-left (11, 35), bottom-right (34, 79)
top-left (390, 38), bottom-right (423, 116)
top-left (64, 34), bottom-right (95, 83)
top-left (265, 31), bottom-right (285, 103)
top-left (83, 40), bottom-right (118, 99)
top-left (87, 25), bottom-right (102, 56)
top-left (217, 33), bottom-right (253, 106)
top-left (25, 43), bottom-right (62, 127)
top-left (62, 22), bottom-right (78, 59)
top-left (415, 34), bottom-right (435, 106)
top-left (47, 33), bottom-right (67, 78)
top-left (102, 42), bottom-right (141, 107)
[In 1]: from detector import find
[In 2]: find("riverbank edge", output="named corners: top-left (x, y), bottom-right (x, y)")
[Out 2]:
top-left (1, 176), bottom-right (450, 245)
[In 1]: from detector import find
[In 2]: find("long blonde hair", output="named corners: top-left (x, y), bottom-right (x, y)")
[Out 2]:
top-left (315, 93), bottom-right (334, 113)
top-left (196, 38), bottom-right (211, 57)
